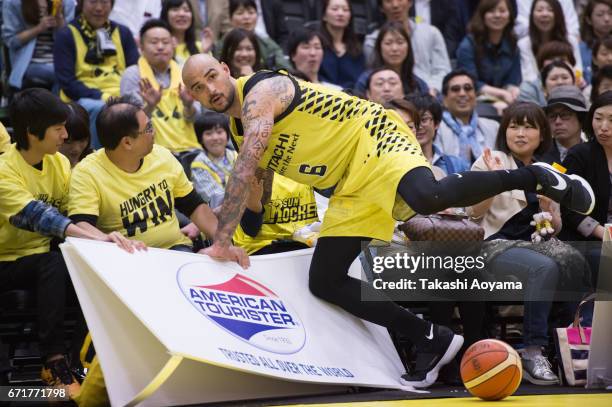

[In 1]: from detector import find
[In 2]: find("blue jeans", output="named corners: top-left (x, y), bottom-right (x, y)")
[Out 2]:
top-left (23, 62), bottom-right (56, 92)
top-left (490, 247), bottom-right (559, 346)
top-left (77, 98), bottom-right (106, 149)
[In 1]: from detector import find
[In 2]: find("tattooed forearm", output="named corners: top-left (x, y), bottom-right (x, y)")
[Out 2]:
top-left (215, 116), bottom-right (274, 245)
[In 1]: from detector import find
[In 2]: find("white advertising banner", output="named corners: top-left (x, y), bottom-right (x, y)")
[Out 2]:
top-left (61, 238), bottom-right (411, 406)
top-left (587, 224), bottom-right (612, 389)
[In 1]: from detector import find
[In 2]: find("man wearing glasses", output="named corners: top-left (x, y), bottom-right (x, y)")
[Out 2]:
top-left (67, 96), bottom-right (248, 265)
top-left (542, 85), bottom-right (587, 164)
top-left (435, 69), bottom-right (500, 164)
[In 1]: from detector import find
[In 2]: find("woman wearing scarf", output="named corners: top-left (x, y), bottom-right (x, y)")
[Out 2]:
top-left (53, 0), bottom-right (139, 149)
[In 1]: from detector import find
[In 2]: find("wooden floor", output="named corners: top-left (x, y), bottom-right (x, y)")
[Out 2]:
top-left (279, 393), bottom-right (612, 407)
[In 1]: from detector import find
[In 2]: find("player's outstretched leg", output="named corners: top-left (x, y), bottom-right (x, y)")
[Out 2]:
top-left (308, 236), bottom-right (463, 388)
top-left (398, 165), bottom-right (594, 216)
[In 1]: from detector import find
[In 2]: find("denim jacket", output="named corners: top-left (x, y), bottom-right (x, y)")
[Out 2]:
top-left (1, 0), bottom-right (75, 88)
top-left (456, 34), bottom-right (522, 91)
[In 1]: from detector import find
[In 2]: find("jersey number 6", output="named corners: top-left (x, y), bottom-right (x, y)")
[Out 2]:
top-left (298, 164), bottom-right (327, 176)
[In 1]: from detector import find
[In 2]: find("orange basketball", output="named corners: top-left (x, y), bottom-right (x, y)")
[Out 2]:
top-left (460, 339), bottom-right (522, 401)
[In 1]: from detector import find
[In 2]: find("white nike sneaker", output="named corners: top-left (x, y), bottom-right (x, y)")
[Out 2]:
top-left (530, 162), bottom-right (595, 215)
top-left (400, 324), bottom-right (464, 388)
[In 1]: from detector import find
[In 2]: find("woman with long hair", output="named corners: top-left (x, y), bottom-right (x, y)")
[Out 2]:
top-left (580, 0), bottom-right (612, 83)
top-left (1, 0), bottom-right (75, 90)
top-left (213, 0), bottom-right (290, 71)
top-left (318, 0), bottom-right (366, 90)
top-left (518, 0), bottom-right (583, 83)
top-left (456, 0), bottom-right (521, 112)
top-left (561, 91), bottom-right (612, 242)
top-left (160, 0), bottom-right (206, 67)
top-left (354, 21), bottom-right (428, 97)
top-left (219, 28), bottom-right (263, 78)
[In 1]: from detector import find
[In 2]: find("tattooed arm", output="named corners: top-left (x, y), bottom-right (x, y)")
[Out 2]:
top-left (206, 76), bottom-right (294, 252)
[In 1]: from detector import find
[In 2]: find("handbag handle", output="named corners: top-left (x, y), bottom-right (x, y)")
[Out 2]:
top-left (429, 213), bottom-right (469, 221)
top-left (573, 293), bottom-right (597, 328)
top-left (573, 293), bottom-right (596, 344)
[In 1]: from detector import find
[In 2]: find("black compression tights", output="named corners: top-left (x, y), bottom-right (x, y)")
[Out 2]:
top-left (398, 166), bottom-right (538, 214)
top-left (308, 166), bottom-right (538, 344)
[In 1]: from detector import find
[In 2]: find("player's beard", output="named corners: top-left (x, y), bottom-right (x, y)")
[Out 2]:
top-left (213, 85), bottom-right (236, 113)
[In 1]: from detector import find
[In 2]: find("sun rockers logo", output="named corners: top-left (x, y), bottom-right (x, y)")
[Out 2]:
top-left (177, 263), bottom-right (306, 354)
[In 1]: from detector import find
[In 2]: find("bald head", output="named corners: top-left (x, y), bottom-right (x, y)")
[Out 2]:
top-left (182, 53), bottom-right (236, 114)
top-left (182, 54), bottom-right (222, 85)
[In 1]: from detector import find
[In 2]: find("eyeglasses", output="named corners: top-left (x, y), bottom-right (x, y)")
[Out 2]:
top-left (420, 115), bottom-right (433, 126)
top-left (137, 121), bottom-right (154, 136)
top-left (449, 84), bottom-right (474, 93)
top-left (547, 111), bottom-right (574, 121)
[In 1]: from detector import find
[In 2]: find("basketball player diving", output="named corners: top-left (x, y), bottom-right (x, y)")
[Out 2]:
top-left (182, 54), bottom-right (595, 388)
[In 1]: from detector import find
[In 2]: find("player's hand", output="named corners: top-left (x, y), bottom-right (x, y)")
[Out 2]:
top-left (483, 148), bottom-right (504, 171)
top-left (105, 232), bottom-right (147, 253)
top-left (139, 78), bottom-right (162, 108)
top-left (199, 243), bottom-right (250, 269)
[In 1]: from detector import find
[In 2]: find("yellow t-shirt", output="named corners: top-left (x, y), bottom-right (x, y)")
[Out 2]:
top-left (233, 174), bottom-right (318, 254)
top-left (0, 145), bottom-right (71, 261)
top-left (137, 57), bottom-right (201, 152)
top-left (68, 145), bottom-right (193, 249)
top-left (0, 122), bottom-right (10, 154)
top-left (174, 41), bottom-right (202, 67)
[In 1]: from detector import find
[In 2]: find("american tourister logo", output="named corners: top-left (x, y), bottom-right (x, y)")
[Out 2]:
top-left (177, 263), bottom-right (306, 354)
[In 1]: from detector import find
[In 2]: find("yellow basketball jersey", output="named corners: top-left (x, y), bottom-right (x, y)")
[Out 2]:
top-left (229, 71), bottom-right (421, 191)
top-left (230, 71), bottom-right (430, 242)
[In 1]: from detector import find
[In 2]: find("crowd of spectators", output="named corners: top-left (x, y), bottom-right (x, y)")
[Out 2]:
top-left (0, 0), bottom-right (611, 402)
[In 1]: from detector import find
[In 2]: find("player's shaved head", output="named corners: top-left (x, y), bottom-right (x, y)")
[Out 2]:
top-left (182, 54), bottom-right (236, 114)
top-left (182, 53), bottom-right (222, 85)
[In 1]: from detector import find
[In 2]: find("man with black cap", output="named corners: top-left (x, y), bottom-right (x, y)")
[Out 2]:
top-left (542, 85), bottom-right (587, 164)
